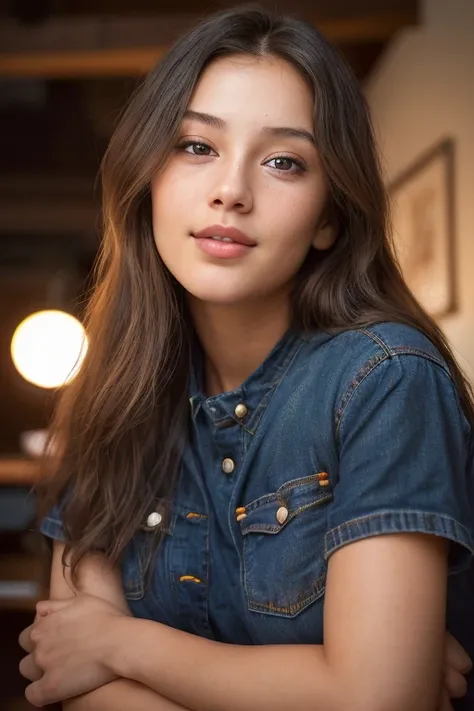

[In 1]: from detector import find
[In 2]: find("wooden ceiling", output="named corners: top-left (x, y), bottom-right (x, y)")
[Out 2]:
top-left (1, 0), bottom-right (418, 79)
top-left (0, 0), bottom-right (420, 229)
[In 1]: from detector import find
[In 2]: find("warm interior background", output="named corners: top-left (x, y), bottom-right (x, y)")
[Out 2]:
top-left (1, 0), bottom-right (472, 708)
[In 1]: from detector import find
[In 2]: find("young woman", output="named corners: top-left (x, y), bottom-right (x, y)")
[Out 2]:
top-left (18, 5), bottom-right (474, 711)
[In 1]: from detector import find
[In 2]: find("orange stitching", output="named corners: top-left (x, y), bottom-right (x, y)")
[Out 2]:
top-left (179, 575), bottom-right (202, 584)
top-left (186, 512), bottom-right (208, 519)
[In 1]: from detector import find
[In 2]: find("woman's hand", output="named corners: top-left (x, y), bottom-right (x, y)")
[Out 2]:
top-left (18, 599), bottom-right (471, 710)
top-left (438, 631), bottom-right (472, 710)
top-left (18, 594), bottom-right (129, 707)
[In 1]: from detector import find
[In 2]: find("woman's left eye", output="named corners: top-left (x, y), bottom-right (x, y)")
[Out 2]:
top-left (265, 156), bottom-right (305, 173)
top-left (177, 140), bottom-right (215, 156)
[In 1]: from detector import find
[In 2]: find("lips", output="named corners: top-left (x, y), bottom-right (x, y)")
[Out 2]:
top-left (192, 224), bottom-right (256, 247)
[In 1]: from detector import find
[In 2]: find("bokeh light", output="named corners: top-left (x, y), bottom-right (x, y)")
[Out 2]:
top-left (10, 310), bottom-right (88, 389)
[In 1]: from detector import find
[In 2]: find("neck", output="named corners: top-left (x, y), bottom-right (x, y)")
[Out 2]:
top-left (189, 293), bottom-right (292, 396)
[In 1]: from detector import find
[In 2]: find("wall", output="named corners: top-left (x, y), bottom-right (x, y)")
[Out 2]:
top-left (365, 0), bottom-right (474, 379)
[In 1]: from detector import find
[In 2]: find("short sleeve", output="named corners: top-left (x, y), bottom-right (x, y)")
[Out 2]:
top-left (325, 354), bottom-right (474, 573)
top-left (39, 502), bottom-right (67, 542)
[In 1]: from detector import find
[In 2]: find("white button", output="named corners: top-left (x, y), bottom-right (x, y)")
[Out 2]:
top-left (146, 511), bottom-right (163, 528)
top-left (222, 458), bottom-right (235, 474)
top-left (234, 403), bottom-right (248, 419)
top-left (276, 506), bottom-right (289, 525)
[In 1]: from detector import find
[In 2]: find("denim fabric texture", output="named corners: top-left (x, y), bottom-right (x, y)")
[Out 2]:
top-left (40, 323), bottom-right (474, 657)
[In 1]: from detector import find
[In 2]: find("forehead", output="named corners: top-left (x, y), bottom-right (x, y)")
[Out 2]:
top-left (186, 55), bottom-right (314, 130)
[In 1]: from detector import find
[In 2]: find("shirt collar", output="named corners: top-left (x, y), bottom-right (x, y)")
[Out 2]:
top-left (188, 328), bottom-right (306, 434)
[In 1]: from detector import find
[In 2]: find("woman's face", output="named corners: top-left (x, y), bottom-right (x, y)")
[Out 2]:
top-left (151, 54), bottom-right (333, 305)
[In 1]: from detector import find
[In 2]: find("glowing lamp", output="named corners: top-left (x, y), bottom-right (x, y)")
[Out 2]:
top-left (11, 309), bottom-right (88, 389)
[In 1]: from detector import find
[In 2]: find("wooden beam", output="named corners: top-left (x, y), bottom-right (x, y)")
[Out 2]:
top-left (0, 46), bottom-right (165, 78)
top-left (0, 198), bottom-right (98, 236)
top-left (0, 13), bottom-right (417, 78)
top-left (0, 458), bottom-right (40, 486)
top-left (2, 0), bottom-right (417, 19)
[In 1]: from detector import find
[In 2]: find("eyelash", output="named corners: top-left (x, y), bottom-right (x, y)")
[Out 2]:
top-left (175, 140), bottom-right (306, 174)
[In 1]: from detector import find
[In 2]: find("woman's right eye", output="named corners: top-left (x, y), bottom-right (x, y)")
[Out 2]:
top-left (177, 140), bottom-right (214, 156)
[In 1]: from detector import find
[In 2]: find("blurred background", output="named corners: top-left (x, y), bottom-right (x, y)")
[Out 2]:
top-left (0, 0), bottom-right (473, 708)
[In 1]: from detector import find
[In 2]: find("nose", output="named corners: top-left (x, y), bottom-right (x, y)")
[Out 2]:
top-left (208, 162), bottom-right (253, 213)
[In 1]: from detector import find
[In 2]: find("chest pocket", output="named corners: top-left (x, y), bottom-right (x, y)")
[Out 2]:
top-left (240, 473), bottom-right (332, 618)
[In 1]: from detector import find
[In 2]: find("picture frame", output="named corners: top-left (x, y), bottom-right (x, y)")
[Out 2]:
top-left (388, 138), bottom-right (456, 318)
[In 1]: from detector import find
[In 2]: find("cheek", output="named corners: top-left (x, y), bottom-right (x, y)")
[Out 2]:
top-left (263, 191), bottom-right (321, 252)
top-left (151, 185), bottom-right (187, 263)
top-left (151, 162), bottom-right (200, 221)
top-left (151, 174), bottom-right (180, 231)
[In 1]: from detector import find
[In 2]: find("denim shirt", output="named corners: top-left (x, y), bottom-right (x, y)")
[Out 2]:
top-left (40, 323), bottom-right (474, 672)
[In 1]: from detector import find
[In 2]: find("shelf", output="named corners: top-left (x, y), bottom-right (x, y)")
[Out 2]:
top-left (0, 458), bottom-right (41, 486)
top-left (0, 552), bottom-right (48, 611)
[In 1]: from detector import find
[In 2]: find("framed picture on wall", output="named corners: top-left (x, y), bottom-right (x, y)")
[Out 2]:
top-left (389, 138), bottom-right (456, 318)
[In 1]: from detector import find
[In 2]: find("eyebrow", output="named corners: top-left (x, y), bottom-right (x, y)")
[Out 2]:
top-left (183, 110), bottom-right (316, 146)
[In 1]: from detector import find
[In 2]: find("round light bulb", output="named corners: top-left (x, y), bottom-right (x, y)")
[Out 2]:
top-left (11, 309), bottom-right (88, 389)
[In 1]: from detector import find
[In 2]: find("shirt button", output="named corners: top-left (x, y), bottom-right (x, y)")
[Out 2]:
top-left (234, 403), bottom-right (248, 419)
top-left (146, 511), bottom-right (163, 528)
top-left (276, 506), bottom-right (289, 525)
top-left (222, 458), bottom-right (235, 474)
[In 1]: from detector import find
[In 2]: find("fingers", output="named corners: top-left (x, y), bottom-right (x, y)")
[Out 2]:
top-left (19, 654), bottom-right (43, 682)
top-left (444, 667), bottom-right (468, 699)
top-left (445, 633), bottom-right (473, 674)
top-left (25, 680), bottom-right (46, 708)
top-left (437, 688), bottom-right (455, 711)
top-left (18, 625), bottom-right (34, 654)
top-left (36, 598), bottom-right (71, 616)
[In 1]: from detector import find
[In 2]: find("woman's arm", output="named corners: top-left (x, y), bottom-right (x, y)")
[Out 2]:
top-left (102, 533), bottom-right (447, 711)
top-left (64, 679), bottom-right (187, 711)
top-left (49, 541), bottom-right (190, 711)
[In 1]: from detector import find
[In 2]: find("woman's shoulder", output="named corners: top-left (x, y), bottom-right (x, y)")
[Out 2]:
top-left (292, 322), bottom-right (458, 425)
top-left (306, 321), bottom-right (447, 367)
top-left (301, 321), bottom-right (451, 386)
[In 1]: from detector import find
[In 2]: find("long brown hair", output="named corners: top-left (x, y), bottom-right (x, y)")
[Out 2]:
top-left (38, 4), bottom-right (474, 581)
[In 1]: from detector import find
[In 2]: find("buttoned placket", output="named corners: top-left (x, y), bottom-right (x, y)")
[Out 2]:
top-left (180, 329), bottom-right (307, 640)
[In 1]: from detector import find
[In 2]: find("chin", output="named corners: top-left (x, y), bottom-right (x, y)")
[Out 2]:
top-left (185, 286), bottom-right (250, 305)
top-left (180, 276), bottom-right (255, 306)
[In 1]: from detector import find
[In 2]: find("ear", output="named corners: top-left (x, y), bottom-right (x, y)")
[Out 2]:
top-left (312, 221), bottom-right (337, 251)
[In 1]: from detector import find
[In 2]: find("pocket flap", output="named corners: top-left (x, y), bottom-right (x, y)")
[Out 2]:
top-left (240, 473), bottom-right (332, 535)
